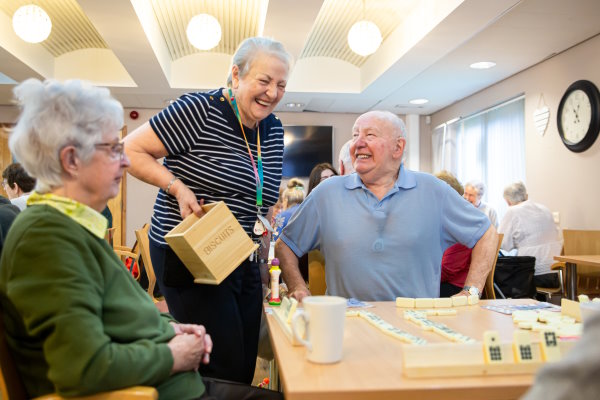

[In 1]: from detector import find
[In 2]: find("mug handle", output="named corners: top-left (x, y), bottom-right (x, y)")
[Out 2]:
top-left (291, 311), bottom-right (312, 351)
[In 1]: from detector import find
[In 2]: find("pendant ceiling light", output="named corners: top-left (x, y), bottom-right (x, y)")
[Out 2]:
top-left (186, 14), bottom-right (222, 51)
top-left (12, 4), bottom-right (52, 43)
top-left (347, 0), bottom-right (382, 57)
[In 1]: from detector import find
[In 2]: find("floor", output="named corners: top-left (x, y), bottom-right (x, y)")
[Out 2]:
top-left (251, 357), bottom-right (271, 387)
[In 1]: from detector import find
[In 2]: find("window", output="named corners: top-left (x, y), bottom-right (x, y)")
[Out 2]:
top-left (432, 96), bottom-right (526, 222)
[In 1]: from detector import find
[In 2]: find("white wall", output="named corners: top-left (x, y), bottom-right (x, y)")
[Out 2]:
top-left (429, 34), bottom-right (600, 230)
top-left (0, 106), bottom-right (19, 121)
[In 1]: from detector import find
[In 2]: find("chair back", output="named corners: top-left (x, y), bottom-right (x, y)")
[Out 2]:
top-left (113, 245), bottom-right (141, 281)
top-left (483, 233), bottom-right (503, 300)
top-left (0, 304), bottom-right (28, 400)
top-left (563, 229), bottom-right (600, 274)
top-left (135, 224), bottom-right (158, 302)
top-left (308, 250), bottom-right (326, 296)
top-left (105, 227), bottom-right (116, 247)
top-left (562, 229), bottom-right (600, 295)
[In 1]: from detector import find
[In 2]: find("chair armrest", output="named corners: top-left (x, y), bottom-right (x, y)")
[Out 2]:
top-left (551, 262), bottom-right (566, 271)
top-left (550, 262), bottom-right (567, 296)
top-left (34, 386), bottom-right (158, 400)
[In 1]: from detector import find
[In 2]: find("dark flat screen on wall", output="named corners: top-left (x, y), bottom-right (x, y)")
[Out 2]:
top-left (282, 125), bottom-right (333, 178)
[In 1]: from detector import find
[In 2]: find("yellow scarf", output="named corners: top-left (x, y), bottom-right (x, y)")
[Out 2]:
top-left (27, 192), bottom-right (108, 239)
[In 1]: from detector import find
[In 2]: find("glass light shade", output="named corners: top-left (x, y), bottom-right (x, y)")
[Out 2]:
top-left (12, 5), bottom-right (52, 43)
top-left (186, 14), bottom-right (222, 51)
top-left (347, 20), bottom-right (382, 57)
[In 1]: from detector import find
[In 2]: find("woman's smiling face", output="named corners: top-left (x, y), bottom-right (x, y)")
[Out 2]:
top-left (231, 53), bottom-right (289, 127)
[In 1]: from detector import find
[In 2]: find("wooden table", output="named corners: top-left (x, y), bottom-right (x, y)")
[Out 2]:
top-left (554, 255), bottom-right (600, 300)
top-left (265, 299), bottom-right (541, 400)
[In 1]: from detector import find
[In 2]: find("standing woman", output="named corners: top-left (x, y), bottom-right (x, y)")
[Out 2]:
top-left (124, 37), bottom-right (291, 384)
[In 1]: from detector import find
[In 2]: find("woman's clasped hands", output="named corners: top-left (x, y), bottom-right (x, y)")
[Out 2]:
top-left (168, 322), bottom-right (213, 374)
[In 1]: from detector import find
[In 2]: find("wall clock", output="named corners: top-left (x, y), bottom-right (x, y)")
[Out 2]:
top-left (556, 79), bottom-right (600, 153)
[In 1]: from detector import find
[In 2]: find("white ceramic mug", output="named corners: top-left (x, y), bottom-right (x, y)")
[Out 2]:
top-left (291, 296), bottom-right (346, 364)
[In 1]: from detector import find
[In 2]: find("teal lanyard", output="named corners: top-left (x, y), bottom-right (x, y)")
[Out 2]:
top-left (228, 88), bottom-right (263, 208)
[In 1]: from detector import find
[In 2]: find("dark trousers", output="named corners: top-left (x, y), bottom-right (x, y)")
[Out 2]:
top-left (534, 272), bottom-right (560, 288)
top-left (150, 242), bottom-right (263, 384)
top-left (440, 282), bottom-right (462, 297)
top-left (199, 377), bottom-right (282, 400)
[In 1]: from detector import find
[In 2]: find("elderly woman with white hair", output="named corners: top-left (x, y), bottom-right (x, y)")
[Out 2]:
top-left (463, 180), bottom-right (499, 227)
top-left (498, 182), bottom-right (563, 288)
top-left (0, 79), bottom-right (281, 400)
top-left (124, 36), bottom-right (291, 384)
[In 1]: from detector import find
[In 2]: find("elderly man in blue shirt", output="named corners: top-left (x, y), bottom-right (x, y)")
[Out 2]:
top-left (275, 111), bottom-right (498, 302)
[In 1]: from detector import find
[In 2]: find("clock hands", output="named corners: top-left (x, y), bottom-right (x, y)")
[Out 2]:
top-left (572, 103), bottom-right (580, 124)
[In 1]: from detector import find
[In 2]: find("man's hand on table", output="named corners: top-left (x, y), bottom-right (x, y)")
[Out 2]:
top-left (289, 286), bottom-right (311, 303)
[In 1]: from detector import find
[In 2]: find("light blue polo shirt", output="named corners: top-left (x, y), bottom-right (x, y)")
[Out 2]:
top-left (280, 164), bottom-right (490, 301)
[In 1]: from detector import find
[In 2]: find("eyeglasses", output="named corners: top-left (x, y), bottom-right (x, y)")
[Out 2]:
top-left (1, 180), bottom-right (7, 189)
top-left (94, 140), bottom-right (125, 161)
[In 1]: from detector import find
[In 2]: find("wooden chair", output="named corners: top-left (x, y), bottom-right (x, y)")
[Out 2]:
top-left (482, 233), bottom-right (504, 300)
top-left (104, 227), bottom-right (116, 247)
top-left (135, 224), bottom-right (168, 313)
top-left (550, 229), bottom-right (600, 297)
top-left (0, 304), bottom-right (157, 400)
top-left (113, 245), bottom-right (141, 281)
top-left (308, 250), bottom-right (326, 295)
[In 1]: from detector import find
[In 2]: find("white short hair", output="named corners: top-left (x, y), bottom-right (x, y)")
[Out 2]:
top-left (364, 110), bottom-right (406, 139)
top-left (10, 79), bottom-right (123, 193)
top-left (227, 37), bottom-right (292, 87)
top-left (465, 180), bottom-right (485, 198)
top-left (338, 139), bottom-right (354, 175)
top-left (504, 182), bottom-right (528, 204)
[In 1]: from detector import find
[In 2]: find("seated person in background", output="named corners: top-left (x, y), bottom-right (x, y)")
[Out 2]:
top-left (338, 139), bottom-right (355, 175)
top-left (271, 185), bottom-right (285, 224)
top-left (498, 182), bottom-right (562, 288)
top-left (2, 162), bottom-right (36, 211)
top-left (435, 171), bottom-right (473, 297)
top-left (272, 177), bottom-right (305, 241)
top-left (101, 205), bottom-right (113, 228)
top-left (307, 162), bottom-right (338, 195)
top-left (275, 111), bottom-right (498, 302)
top-left (0, 197), bottom-right (19, 255)
top-left (464, 180), bottom-right (498, 228)
top-left (0, 79), bottom-right (279, 400)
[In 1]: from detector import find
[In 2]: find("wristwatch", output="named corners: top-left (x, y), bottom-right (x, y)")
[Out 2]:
top-left (463, 286), bottom-right (480, 298)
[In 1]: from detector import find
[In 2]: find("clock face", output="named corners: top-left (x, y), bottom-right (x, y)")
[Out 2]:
top-left (560, 89), bottom-right (592, 144)
top-left (557, 80), bottom-right (600, 153)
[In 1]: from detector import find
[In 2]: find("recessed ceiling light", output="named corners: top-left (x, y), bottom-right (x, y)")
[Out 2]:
top-left (409, 98), bottom-right (429, 105)
top-left (285, 103), bottom-right (304, 108)
top-left (470, 61), bottom-right (496, 69)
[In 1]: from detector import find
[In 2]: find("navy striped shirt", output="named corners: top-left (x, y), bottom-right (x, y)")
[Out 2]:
top-left (148, 88), bottom-right (284, 247)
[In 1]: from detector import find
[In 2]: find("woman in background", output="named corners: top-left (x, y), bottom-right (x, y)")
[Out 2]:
top-left (307, 162), bottom-right (337, 195)
top-left (435, 170), bottom-right (473, 297)
top-left (124, 37), bottom-right (291, 384)
top-left (272, 178), bottom-right (305, 241)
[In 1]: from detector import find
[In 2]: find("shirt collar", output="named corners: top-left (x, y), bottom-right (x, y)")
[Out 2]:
top-left (344, 163), bottom-right (417, 191)
top-left (27, 192), bottom-right (108, 239)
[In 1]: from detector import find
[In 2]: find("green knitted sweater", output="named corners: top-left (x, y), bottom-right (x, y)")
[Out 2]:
top-left (0, 204), bottom-right (205, 399)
